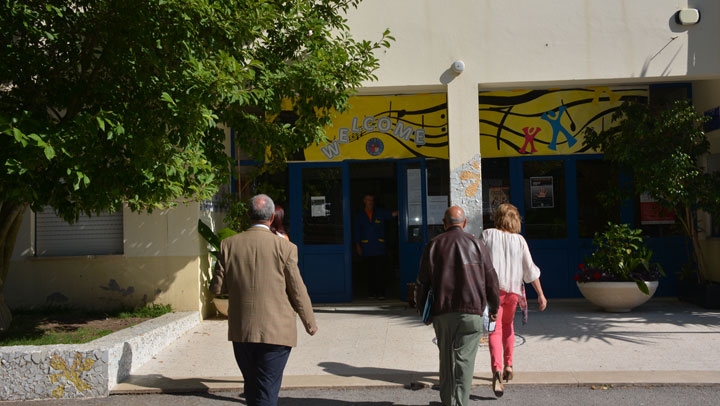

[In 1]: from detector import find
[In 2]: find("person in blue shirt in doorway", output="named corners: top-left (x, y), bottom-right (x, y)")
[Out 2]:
top-left (353, 193), bottom-right (398, 300)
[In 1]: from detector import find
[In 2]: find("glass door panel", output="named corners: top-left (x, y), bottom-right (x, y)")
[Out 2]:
top-left (576, 159), bottom-right (620, 238)
top-left (301, 167), bottom-right (344, 245)
top-left (523, 160), bottom-right (566, 239)
top-left (481, 158), bottom-right (511, 228)
top-left (398, 159), bottom-right (427, 301)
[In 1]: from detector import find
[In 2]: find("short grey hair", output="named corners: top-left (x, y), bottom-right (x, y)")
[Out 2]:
top-left (249, 194), bottom-right (275, 222)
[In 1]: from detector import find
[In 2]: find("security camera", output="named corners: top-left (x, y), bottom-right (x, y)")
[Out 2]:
top-left (452, 60), bottom-right (465, 73)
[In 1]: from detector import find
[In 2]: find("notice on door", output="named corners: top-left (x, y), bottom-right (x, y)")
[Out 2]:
top-left (530, 176), bottom-right (554, 208)
top-left (311, 196), bottom-right (327, 217)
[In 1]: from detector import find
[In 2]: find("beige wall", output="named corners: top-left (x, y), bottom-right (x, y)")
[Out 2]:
top-left (6, 255), bottom-right (200, 311)
top-left (6, 202), bottom-right (219, 316)
top-left (348, 0), bottom-right (720, 89)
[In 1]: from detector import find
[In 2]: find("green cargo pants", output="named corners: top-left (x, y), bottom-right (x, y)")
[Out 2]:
top-left (433, 312), bottom-right (484, 406)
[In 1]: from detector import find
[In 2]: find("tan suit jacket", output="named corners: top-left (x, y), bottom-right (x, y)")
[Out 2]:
top-left (213, 226), bottom-right (316, 347)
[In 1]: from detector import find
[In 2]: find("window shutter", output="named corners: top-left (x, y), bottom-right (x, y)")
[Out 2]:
top-left (35, 209), bottom-right (123, 257)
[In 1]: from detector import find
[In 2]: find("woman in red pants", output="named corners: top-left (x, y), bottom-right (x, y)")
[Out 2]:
top-left (481, 203), bottom-right (548, 397)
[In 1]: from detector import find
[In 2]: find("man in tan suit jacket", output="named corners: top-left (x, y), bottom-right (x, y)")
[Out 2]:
top-left (212, 194), bottom-right (317, 406)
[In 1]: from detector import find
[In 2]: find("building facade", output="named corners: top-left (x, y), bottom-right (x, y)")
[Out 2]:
top-left (8, 1), bottom-right (720, 315)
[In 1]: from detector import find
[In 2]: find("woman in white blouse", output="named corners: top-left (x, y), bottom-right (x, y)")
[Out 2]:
top-left (481, 203), bottom-right (548, 397)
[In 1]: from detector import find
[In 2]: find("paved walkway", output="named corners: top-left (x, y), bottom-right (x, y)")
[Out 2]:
top-left (112, 298), bottom-right (720, 394)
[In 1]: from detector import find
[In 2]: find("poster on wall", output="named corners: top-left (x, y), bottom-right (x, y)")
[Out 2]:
top-left (530, 177), bottom-right (554, 208)
top-left (639, 192), bottom-right (675, 225)
top-left (488, 187), bottom-right (509, 215)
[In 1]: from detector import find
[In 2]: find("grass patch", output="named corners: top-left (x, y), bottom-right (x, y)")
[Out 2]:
top-left (0, 304), bottom-right (173, 346)
top-left (117, 303), bottom-right (173, 319)
top-left (3, 327), bottom-right (115, 346)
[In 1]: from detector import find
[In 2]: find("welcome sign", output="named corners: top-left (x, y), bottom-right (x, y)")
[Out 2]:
top-left (302, 93), bottom-right (449, 161)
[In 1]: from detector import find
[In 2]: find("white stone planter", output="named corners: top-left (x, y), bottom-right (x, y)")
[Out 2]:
top-left (576, 281), bottom-right (658, 312)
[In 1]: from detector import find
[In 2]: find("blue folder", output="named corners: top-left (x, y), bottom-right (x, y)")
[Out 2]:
top-left (422, 289), bottom-right (434, 325)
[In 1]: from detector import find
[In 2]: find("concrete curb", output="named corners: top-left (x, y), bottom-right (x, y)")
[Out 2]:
top-left (112, 370), bottom-right (720, 395)
top-left (94, 311), bottom-right (200, 389)
top-left (0, 311), bottom-right (200, 401)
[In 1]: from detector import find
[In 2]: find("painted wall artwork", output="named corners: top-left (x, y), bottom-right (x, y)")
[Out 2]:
top-left (303, 93), bottom-right (448, 161)
top-left (479, 87), bottom-right (649, 158)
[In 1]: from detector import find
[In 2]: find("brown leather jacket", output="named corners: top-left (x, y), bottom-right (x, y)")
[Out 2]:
top-left (416, 226), bottom-right (500, 318)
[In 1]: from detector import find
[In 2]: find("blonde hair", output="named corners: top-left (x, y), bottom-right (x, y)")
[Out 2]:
top-left (493, 203), bottom-right (522, 234)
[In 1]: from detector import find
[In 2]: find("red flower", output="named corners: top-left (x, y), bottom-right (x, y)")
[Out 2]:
top-left (573, 274), bottom-right (580, 281)
top-left (578, 263), bottom-right (586, 270)
top-left (593, 271), bottom-right (601, 280)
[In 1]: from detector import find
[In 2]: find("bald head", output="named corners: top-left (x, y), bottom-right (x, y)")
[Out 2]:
top-left (443, 206), bottom-right (467, 229)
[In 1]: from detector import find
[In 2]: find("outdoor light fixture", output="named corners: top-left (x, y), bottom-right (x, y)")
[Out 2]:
top-left (676, 8), bottom-right (700, 26)
top-left (451, 60), bottom-right (465, 74)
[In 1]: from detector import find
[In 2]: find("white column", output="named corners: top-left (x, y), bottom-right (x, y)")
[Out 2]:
top-left (447, 75), bottom-right (483, 236)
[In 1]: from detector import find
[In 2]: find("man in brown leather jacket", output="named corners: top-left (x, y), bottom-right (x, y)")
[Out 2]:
top-left (416, 205), bottom-right (500, 406)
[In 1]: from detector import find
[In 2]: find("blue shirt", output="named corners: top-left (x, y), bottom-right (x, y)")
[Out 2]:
top-left (353, 208), bottom-right (395, 257)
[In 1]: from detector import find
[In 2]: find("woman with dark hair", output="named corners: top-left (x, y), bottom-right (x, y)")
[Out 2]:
top-left (271, 205), bottom-right (289, 240)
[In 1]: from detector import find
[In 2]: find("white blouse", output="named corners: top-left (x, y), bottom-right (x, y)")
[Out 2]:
top-left (481, 228), bottom-right (541, 296)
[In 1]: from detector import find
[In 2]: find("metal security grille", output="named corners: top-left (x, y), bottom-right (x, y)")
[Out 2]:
top-left (35, 209), bottom-right (123, 257)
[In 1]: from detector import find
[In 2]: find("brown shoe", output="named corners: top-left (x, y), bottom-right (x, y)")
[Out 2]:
top-left (503, 365), bottom-right (514, 382)
top-left (492, 371), bottom-right (504, 397)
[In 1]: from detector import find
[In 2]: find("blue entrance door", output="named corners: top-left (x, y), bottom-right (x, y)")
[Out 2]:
top-left (509, 155), bottom-right (618, 299)
top-left (397, 159), bottom-right (428, 301)
top-left (290, 158), bottom-right (448, 303)
top-left (396, 158), bottom-right (450, 300)
top-left (503, 155), bottom-right (684, 299)
top-left (289, 162), bottom-right (352, 303)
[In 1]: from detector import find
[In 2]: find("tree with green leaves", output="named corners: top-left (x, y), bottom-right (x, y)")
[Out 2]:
top-left (584, 100), bottom-right (720, 286)
top-left (0, 0), bottom-right (392, 330)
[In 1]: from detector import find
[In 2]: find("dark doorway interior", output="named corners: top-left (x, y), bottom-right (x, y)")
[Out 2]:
top-left (349, 161), bottom-right (399, 301)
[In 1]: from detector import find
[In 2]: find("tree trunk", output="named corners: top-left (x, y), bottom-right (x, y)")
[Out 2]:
top-left (682, 206), bottom-right (709, 285)
top-left (0, 202), bottom-right (28, 331)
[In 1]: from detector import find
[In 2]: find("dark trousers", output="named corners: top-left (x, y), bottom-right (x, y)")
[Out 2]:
top-left (362, 255), bottom-right (386, 297)
top-left (232, 342), bottom-right (291, 406)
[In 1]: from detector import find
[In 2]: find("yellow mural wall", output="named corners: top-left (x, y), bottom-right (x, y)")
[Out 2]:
top-left (479, 87), bottom-right (649, 158)
top-left (303, 93), bottom-right (448, 161)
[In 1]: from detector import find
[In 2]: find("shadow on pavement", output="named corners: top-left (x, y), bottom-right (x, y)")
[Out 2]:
top-left (318, 361), bottom-right (439, 387)
top-left (117, 374), bottom-right (241, 393)
top-left (519, 298), bottom-right (720, 345)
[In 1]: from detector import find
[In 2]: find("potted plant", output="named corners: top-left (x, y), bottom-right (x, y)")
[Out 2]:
top-left (575, 222), bottom-right (664, 312)
top-left (198, 219), bottom-right (237, 317)
top-left (583, 99), bottom-right (720, 308)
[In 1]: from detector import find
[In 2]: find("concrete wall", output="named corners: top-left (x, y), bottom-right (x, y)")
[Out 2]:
top-left (348, 0), bottom-right (720, 88)
top-left (7, 203), bottom-right (206, 314)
